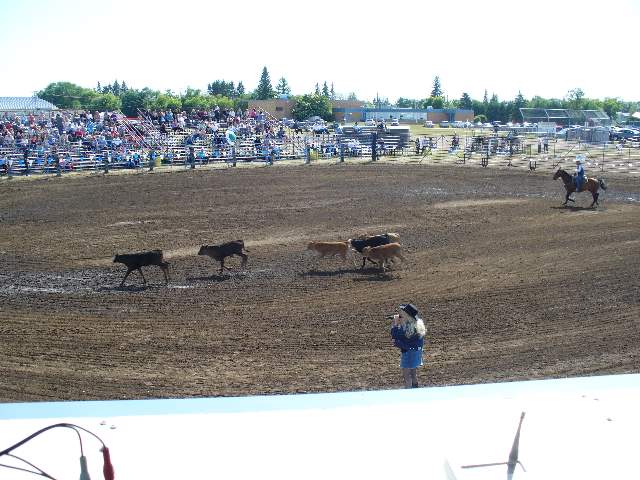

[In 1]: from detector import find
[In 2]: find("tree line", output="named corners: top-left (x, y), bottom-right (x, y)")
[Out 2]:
top-left (37, 68), bottom-right (638, 122)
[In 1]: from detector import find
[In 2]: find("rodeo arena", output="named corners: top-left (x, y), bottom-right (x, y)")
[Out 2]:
top-left (1, 96), bottom-right (640, 480)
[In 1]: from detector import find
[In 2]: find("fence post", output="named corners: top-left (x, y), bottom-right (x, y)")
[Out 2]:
top-left (340, 142), bottom-right (345, 163)
top-left (103, 152), bottom-right (109, 174)
top-left (232, 146), bottom-right (236, 167)
top-left (371, 132), bottom-right (377, 161)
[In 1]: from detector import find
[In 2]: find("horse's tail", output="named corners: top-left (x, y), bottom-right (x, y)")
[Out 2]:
top-left (598, 178), bottom-right (608, 191)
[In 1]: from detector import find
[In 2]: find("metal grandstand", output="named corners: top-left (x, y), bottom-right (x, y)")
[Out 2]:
top-left (520, 108), bottom-right (610, 126)
top-left (0, 96), bottom-right (57, 112)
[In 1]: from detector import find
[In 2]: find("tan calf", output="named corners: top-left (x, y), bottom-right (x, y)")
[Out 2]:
top-left (362, 243), bottom-right (405, 272)
top-left (307, 241), bottom-right (349, 261)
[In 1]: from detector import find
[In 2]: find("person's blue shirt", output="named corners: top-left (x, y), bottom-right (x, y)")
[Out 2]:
top-left (391, 325), bottom-right (424, 351)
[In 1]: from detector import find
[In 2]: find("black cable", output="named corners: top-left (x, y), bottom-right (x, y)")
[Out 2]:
top-left (0, 462), bottom-right (56, 479)
top-left (0, 422), bottom-right (105, 458)
top-left (6, 453), bottom-right (57, 480)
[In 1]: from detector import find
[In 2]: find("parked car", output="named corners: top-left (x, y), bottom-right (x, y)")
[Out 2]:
top-left (391, 118), bottom-right (400, 126)
top-left (439, 121), bottom-right (450, 128)
top-left (423, 120), bottom-right (434, 128)
top-left (364, 119), bottom-right (376, 127)
top-left (610, 128), bottom-right (640, 140)
top-left (555, 127), bottom-right (579, 138)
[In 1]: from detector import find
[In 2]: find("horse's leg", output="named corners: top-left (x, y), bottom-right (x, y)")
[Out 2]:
top-left (591, 191), bottom-right (599, 207)
top-left (138, 268), bottom-right (147, 285)
top-left (237, 252), bottom-right (248, 268)
top-left (120, 268), bottom-right (133, 287)
top-left (563, 191), bottom-right (570, 205)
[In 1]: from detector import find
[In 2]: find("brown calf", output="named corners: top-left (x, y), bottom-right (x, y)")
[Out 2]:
top-left (307, 241), bottom-right (349, 261)
top-left (361, 243), bottom-right (405, 272)
top-left (198, 240), bottom-right (248, 275)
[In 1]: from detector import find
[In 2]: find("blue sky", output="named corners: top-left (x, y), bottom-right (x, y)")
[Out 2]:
top-left (1, 0), bottom-right (638, 102)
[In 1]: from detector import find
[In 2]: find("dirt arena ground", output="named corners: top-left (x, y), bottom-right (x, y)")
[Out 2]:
top-left (1, 162), bottom-right (639, 402)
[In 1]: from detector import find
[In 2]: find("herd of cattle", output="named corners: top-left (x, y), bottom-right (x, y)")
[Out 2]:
top-left (112, 233), bottom-right (403, 286)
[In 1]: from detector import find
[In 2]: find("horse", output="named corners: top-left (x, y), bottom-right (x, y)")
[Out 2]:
top-left (552, 169), bottom-right (607, 207)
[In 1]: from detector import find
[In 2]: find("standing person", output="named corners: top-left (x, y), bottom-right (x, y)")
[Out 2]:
top-left (188, 146), bottom-right (195, 169)
top-left (391, 303), bottom-right (426, 388)
top-left (543, 136), bottom-right (549, 153)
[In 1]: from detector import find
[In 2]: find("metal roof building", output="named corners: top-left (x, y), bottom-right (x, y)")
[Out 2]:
top-left (519, 108), bottom-right (610, 126)
top-left (0, 96), bottom-right (58, 112)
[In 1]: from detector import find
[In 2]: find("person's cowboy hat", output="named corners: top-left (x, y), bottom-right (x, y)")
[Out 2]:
top-left (400, 303), bottom-right (419, 319)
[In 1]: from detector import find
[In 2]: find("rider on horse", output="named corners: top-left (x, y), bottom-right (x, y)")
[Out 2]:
top-left (574, 157), bottom-right (585, 193)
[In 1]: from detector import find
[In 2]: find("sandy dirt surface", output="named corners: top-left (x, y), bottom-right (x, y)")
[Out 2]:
top-left (0, 162), bottom-right (638, 402)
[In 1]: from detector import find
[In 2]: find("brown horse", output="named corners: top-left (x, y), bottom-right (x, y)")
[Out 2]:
top-left (553, 169), bottom-right (607, 207)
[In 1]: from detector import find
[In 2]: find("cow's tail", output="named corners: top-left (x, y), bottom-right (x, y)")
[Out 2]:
top-left (598, 178), bottom-right (608, 191)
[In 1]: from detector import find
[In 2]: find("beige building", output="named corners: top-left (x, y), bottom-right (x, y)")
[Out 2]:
top-left (247, 98), bottom-right (472, 124)
top-left (248, 98), bottom-right (366, 121)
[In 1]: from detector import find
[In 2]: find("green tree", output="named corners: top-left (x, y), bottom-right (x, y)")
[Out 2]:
top-left (209, 94), bottom-right (234, 110)
top-left (180, 88), bottom-right (212, 111)
top-left (322, 81), bottom-right (329, 97)
top-left (601, 97), bottom-right (624, 119)
top-left (346, 92), bottom-right (358, 101)
top-left (236, 81), bottom-right (245, 96)
top-left (396, 97), bottom-right (418, 108)
top-left (430, 76), bottom-right (443, 97)
top-left (121, 88), bottom-right (156, 116)
top-left (152, 93), bottom-right (182, 111)
top-left (96, 81), bottom-right (102, 93)
top-left (512, 91), bottom-right (527, 121)
top-left (38, 82), bottom-right (94, 109)
top-left (314, 83), bottom-right (320, 95)
top-left (472, 99), bottom-right (486, 119)
top-left (330, 83), bottom-right (335, 100)
top-left (565, 88), bottom-right (585, 110)
top-left (423, 96), bottom-right (444, 109)
top-left (486, 93), bottom-right (501, 121)
top-left (207, 80), bottom-right (235, 97)
top-left (459, 92), bottom-right (473, 110)
top-left (276, 77), bottom-right (291, 95)
top-left (88, 92), bottom-right (122, 111)
top-left (254, 67), bottom-right (275, 100)
top-left (290, 94), bottom-right (332, 121)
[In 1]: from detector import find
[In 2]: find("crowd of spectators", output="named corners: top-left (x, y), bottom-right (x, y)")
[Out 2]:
top-left (0, 106), bottom-right (334, 174)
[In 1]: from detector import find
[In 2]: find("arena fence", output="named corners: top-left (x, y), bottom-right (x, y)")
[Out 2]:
top-left (2, 125), bottom-right (639, 177)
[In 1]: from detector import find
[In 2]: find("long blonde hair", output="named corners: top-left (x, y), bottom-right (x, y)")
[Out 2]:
top-left (400, 310), bottom-right (426, 338)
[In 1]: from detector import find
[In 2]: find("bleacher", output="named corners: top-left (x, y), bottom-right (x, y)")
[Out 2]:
top-left (2, 111), bottom-right (640, 176)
